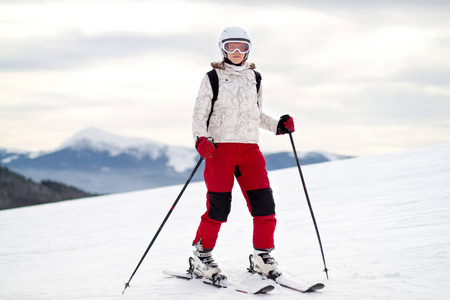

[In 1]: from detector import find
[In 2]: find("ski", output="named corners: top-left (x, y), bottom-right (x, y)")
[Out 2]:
top-left (163, 270), bottom-right (275, 294)
top-left (163, 257), bottom-right (275, 295)
top-left (247, 254), bottom-right (325, 293)
top-left (276, 280), bottom-right (324, 293)
top-left (236, 284), bottom-right (275, 294)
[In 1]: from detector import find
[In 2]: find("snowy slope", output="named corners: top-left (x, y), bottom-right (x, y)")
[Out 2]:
top-left (0, 143), bottom-right (449, 299)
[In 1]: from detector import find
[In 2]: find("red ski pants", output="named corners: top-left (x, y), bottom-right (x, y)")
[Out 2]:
top-left (193, 143), bottom-right (276, 250)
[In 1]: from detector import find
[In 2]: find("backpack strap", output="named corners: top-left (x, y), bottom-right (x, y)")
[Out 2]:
top-left (253, 70), bottom-right (262, 93)
top-left (206, 69), bottom-right (219, 130)
top-left (205, 68), bottom-right (262, 130)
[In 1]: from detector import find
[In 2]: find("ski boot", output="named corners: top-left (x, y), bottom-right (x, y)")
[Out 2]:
top-left (249, 248), bottom-right (282, 279)
top-left (190, 241), bottom-right (227, 284)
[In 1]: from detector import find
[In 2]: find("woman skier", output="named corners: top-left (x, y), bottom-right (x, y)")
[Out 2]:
top-left (191, 26), bottom-right (295, 283)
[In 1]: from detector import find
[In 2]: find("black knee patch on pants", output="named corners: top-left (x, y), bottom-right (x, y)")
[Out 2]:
top-left (208, 191), bottom-right (232, 221)
top-left (247, 188), bottom-right (275, 217)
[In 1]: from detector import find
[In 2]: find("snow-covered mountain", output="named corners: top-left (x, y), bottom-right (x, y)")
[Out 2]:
top-left (1, 128), bottom-right (199, 194)
top-left (0, 127), bottom-right (351, 194)
top-left (0, 143), bottom-right (448, 299)
top-left (57, 127), bottom-right (198, 173)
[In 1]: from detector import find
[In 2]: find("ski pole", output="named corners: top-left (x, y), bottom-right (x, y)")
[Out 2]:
top-left (122, 156), bottom-right (205, 294)
top-left (288, 132), bottom-right (329, 279)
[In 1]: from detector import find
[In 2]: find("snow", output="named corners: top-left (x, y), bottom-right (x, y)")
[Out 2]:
top-left (315, 151), bottom-right (350, 161)
top-left (1, 154), bottom-right (20, 164)
top-left (0, 143), bottom-right (449, 299)
top-left (0, 150), bottom-right (48, 163)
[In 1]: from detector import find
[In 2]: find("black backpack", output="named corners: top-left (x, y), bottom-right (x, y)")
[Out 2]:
top-left (206, 69), bottom-right (262, 129)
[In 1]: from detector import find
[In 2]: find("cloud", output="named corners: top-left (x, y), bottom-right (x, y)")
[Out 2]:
top-left (196, 0), bottom-right (450, 10)
top-left (0, 31), bottom-right (216, 71)
top-left (1, 0), bottom-right (449, 155)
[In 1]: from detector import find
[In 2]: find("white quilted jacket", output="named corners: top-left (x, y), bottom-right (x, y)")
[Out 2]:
top-left (192, 62), bottom-right (279, 144)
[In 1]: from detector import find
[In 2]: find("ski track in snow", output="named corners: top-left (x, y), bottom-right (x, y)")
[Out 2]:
top-left (0, 144), bottom-right (449, 299)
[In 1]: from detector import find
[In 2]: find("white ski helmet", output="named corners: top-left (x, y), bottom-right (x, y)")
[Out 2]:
top-left (219, 26), bottom-right (252, 61)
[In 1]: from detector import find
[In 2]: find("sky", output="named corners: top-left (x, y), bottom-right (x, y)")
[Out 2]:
top-left (1, 0), bottom-right (449, 156)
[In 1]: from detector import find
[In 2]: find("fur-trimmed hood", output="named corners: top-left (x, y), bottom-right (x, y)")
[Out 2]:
top-left (211, 60), bottom-right (256, 70)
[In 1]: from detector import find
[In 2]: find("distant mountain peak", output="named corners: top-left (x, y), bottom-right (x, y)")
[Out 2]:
top-left (58, 127), bottom-right (165, 155)
top-left (2, 127), bottom-right (355, 194)
top-left (55, 127), bottom-right (198, 172)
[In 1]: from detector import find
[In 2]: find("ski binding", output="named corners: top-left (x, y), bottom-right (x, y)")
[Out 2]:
top-left (163, 257), bottom-right (275, 294)
top-left (247, 254), bottom-right (325, 293)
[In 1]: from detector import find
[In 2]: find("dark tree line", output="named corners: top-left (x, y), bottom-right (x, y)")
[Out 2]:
top-left (0, 166), bottom-right (97, 210)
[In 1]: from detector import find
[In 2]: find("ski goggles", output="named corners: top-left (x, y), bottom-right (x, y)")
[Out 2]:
top-left (221, 41), bottom-right (251, 54)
